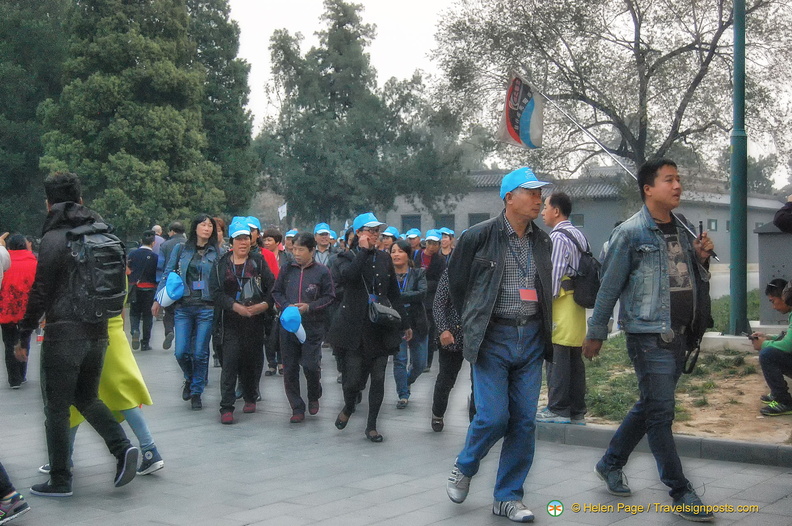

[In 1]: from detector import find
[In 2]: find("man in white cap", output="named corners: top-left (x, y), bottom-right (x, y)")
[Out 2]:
top-left (445, 167), bottom-right (553, 523)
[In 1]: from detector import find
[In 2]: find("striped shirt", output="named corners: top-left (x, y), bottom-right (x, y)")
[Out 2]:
top-left (549, 220), bottom-right (587, 298)
top-left (492, 214), bottom-right (538, 318)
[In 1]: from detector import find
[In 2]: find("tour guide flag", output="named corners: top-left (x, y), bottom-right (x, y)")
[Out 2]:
top-left (496, 72), bottom-right (544, 149)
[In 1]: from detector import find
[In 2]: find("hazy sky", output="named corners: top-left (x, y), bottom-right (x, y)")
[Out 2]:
top-left (228, 0), bottom-right (456, 132)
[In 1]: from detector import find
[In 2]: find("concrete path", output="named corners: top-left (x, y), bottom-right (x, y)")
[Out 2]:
top-left (2, 320), bottom-right (791, 525)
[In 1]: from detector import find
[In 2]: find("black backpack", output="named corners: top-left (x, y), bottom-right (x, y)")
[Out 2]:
top-left (65, 222), bottom-right (127, 322)
top-left (556, 229), bottom-right (601, 309)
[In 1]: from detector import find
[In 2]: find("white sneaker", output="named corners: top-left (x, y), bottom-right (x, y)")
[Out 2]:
top-left (493, 500), bottom-right (535, 522)
top-left (446, 465), bottom-right (471, 503)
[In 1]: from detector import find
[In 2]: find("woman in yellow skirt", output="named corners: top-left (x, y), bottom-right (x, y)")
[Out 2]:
top-left (39, 314), bottom-right (164, 476)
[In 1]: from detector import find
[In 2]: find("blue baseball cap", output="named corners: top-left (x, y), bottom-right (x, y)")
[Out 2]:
top-left (246, 216), bottom-right (262, 231)
top-left (228, 220), bottom-right (251, 239)
top-left (285, 229), bottom-right (298, 238)
top-left (314, 222), bottom-right (331, 235)
top-left (425, 229), bottom-right (441, 242)
top-left (439, 227), bottom-right (455, 237)
top-left (329, 230), bottom-right (337, 240)
top-left (352, 212), bottom-right (384, 232)
top-left (155, 272), bottom-right (185, 308)
top-left (405, 228), bottom-right (421, 239)
top-left (381, 226), bottom-right (400, 239)
top-left (280, 306), bottom-right (306, 344)
top-left (499, 167), bottom-right (551, 199)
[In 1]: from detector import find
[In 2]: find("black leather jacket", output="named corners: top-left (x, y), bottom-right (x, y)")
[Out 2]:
top-left (448, 211), bottom-right (554, 363)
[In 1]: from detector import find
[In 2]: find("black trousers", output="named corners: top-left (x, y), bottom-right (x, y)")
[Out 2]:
top-left (41, 339), bottom-right (131, 485)
top-left (432, 348), bottom-right (476, 420)
top-left (0, 462), bottom-right (15, 496)
top-left (2, 324), bottom-right (27, 387)
top-left (546, 344), bottom-right (587, 418)
top-left (280, 326), bottom-right (323, 414)
top-left (220, 318), bottom-right (263, 412)
top-left (129, 287), bottom-right (156, 345)
top-left (340, 348), bottom-right (388, 431)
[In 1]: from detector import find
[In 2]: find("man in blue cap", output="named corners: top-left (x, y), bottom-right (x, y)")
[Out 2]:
top-left (313, 223), bottom-right (335, 267)
top-left (445, 167), bottom-right (553, 523)
top-left (414, 229), bottom-right (446, 372)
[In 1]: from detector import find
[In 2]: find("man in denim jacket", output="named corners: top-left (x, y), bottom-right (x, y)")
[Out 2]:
top-left (583, 159), bottom-right (716, 522)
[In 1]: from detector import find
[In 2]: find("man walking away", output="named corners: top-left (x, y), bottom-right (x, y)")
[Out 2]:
top-left (15, 172), bottom-right (138, 497)
top-left (127, 230), bottom-right (158, 351)
top-left (159, 221), bottom-right (186, 350)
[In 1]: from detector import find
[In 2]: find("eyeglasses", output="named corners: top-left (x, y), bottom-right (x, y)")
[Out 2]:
top-left (361, 227), bottom-right (380, 234)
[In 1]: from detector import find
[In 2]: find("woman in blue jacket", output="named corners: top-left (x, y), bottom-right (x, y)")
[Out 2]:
top-left (154, 214), bottom-right (219, 410)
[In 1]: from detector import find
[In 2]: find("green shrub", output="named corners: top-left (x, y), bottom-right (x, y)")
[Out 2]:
top-left (711, 289), bottom-right (761, 333)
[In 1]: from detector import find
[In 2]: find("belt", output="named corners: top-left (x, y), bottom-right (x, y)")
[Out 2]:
top-left (490, 313), bottom-right (541, 327)
top-left (660, 325), bottom-right (687, 343)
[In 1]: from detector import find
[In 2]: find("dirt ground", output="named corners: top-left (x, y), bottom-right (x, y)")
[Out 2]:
top-left (585, 353), bottom-right (792, 445)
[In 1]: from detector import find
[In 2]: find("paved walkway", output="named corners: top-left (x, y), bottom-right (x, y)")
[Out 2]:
top-left (2, 321), bottom-right (791, 526)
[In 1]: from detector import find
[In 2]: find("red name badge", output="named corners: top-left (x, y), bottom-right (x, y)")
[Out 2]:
top-left (519, 288), bottom-right (538, 302)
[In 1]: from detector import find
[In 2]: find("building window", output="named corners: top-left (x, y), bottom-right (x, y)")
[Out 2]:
top-left (569, 214), bottom-right (585, 227)
top-left (402, 215), bottom-right (421, 233)
top-left (435, 214), bottom-right (455, 232)
top-left (468, 213), bottom-right (489, 228)
top-left (707, 219), bottom-right (717, 231)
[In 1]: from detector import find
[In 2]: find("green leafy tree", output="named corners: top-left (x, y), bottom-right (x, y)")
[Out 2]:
top-left (255, 0), bottom-right (470, 224)
top-left (434, 0), bottom-right (792, 176)
top-left (187, 0), bottom-right (258, 215)
top-left (0, 0), bottom-right (68, 233)
top-left (38, 0), bottom-right (224, 237)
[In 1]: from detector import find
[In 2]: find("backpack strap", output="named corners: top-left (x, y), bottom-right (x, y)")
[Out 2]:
top-left (556, 228), bottom-right (591, 254)
top-left (66, 222), bottom-right (112, 240)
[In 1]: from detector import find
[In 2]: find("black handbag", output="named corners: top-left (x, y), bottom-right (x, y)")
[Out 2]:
top-left (363, 278), bottom-right (402, 328)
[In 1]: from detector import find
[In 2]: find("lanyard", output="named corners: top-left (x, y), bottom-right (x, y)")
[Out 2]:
top-left (507, 238), bottom-right (530, 280)
top-left (234, 259), bottom-right (249, 290)
top-left (398, 269), bottom-right (410, 293)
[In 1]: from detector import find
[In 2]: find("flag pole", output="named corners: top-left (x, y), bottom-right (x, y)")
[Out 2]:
top-left (538, 91), bottom-right (719, 261)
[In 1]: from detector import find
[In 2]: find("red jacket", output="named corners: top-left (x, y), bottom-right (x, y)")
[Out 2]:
top-left (0, 249), bottom-right (38, 324)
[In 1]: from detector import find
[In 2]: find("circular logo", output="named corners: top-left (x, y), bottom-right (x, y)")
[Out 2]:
top-left (547, 500), bottom-right (564, 517)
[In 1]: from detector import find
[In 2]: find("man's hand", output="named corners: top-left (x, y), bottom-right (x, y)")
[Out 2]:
top-left (151, 302), bottom-right (162, 317)
top-left (0, 232), bottom-right (8, 247)
top-left (358, 234), bottom-right (370, 250)
top-left (294, 302), bottom-right (309, 314)
top-left (14, 345), bottom-right (28, 362)
top-left (246, 302), bottom-right (269, 316)
top-left (439, 330), bottom-right (455, 347)
top-left (693, 232), bottom-right (715, 264)
top-left (403, 328), bottom-right (413, 341)
top-left (751, 332), bottom-right (766, 351)
top-left (582, 339), bottom-right (603, 360)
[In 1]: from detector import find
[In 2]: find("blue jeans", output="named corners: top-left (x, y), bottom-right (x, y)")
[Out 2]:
top-left (759, 346), bottom-right (792, 405)
top-left (602, 333), bottom-right (689, 498)
top-left (393, 335), bottom-right (428, 399)
top-left (174, 305), bottom-right (213, 395)
top-left (456, 320), bottom-right (544, 501)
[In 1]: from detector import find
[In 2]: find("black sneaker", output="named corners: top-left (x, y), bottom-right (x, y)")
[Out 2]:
top-left (595, 459), bottom-right (631, 496)
top-left (30, 480), bottom-right (72, 498)
top-left (0, 491), bottom-right (30, 524)
top-left (130, 330), bottom-right (140, 350)
top-left (162, 331), bottom-right (174, 350)
top-left (672, 484), bottom-right (714, 522)
top-left (114, 446), bottom-right (139, 487)
top-left (191, 394), bottom-right (202, 410)
top-left (760, 400), bottom-right (792, 416)
top-left (760, 393), bottom-right (775, 404)
top-left (182, 381), bottom-right (191, 401)
top-left (140, 343), bottom-right (152, 351)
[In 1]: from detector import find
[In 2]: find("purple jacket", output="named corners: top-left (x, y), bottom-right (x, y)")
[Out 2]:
top-left (272, 261), bottom-right (335, 325)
